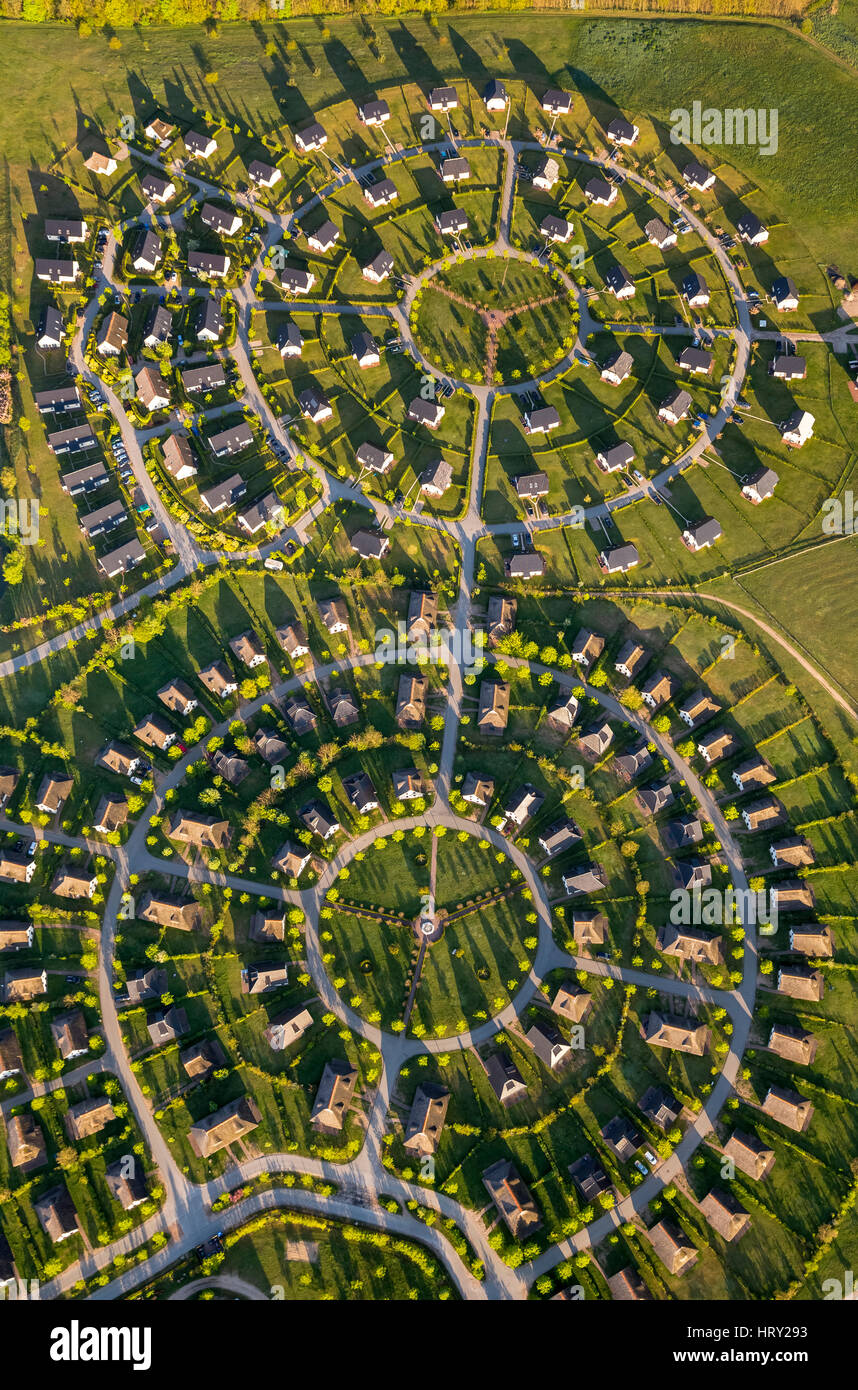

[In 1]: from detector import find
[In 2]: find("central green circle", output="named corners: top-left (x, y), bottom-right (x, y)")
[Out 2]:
top-left (321, 827), bottom-right (538, 1037)
top-left (410, 254), bottom-right (578, 385)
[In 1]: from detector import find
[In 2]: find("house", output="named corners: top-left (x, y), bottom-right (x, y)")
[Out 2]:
top-left (770, 836), bottom-right (815, 869)
top-left (84, 148), bottom-right (118, 176)
top-left (569, 1153), bottom-right (612, 1202)
top-left (362, 251), bottom-right (394, 283)
top-left (124, 967), bottom-right (168, 1005)
top-left (723, 1129), bottom-right (775, 1181)
top-left (503, 784), bottom-right (544, 827)
top-left (298, 387), bottom-right (333, 424)
top-left (276, 620), bottom-right (310, 658)
top-left (105, 1162), bottom-right (149, 1211)
top-left (571, 629), bottom-right (605, 669)
top-left (285, 696), bottom-right (315, 738)
top-left (135, 365), bottom-right (171, 411)
top-left (238, 491), bottom-right (281, 536)
top-left (697, 727), bottom-right (737, 764)
top-left (351, 331), bottom-right (380, 369)
top-left (61, 462), bottom-right (109, 497)
top-left (96, 547), bottom-right (143, 584)
top-left (551, 978), bottom-right (591, 1024)
top-left (541, 214), bottom-right (574, 243)
top-left (679, 689), bottom-right (720, 728)
top-left (396, 673), bottom-right (428, 729)
top-left (615, 640), bottom-right (649, 680)
top-left (737, 210), bottom-right (768, 244)
top-left (461, 771), bottom-right (493, 807)
top-left (200, 202), bottom-right (243, 236)
top-left (392, 769), bottom-right (425, 803)
top-left (659, 388), bottom-right (693, 424)
top-left (200, 475), bottom-right (247, 514)
top-left (342, 771), bottom-right (378, 814)
top-left (328, 688), bottom-right (360, 729)
top-left (241, 963), bottom-right (289, 995)
top-left (563, 864), bottom-right (608, 897)
top-left (248, 160), bottom-right (282, 188)
top-left (131, 228), bottom-right (163, 273)
top-left (742, 466), bottom-right (779, 504)
top-left (578, 720), bottom-right (613, 760)
top-left (614, 739), bottom-right (653, 783)
top-left (351, 529), bottom-right (390, 560)
top-left (762, 1084), bottom-right (813, 1132)
top-left (769, 1022), bottom-right (818, 1067)
top-left (428, 86), bottom-right (458, 112)
top-left (605, 263), bottom-right (635, 299)
top-left (782, 409), bottom-right (815, 447)
top-left (542, 89), bottom-right (573, 115)
top-left (272, 842), bottom-right (312, 880)
top-left (189, 1096), bottom-right (262, 1157)
top-left (229, 629), bottom-right (267, 668)
top-left (637, 780), bottom-right (675, 816)
top-left (584, 177), bottom-right (617, 207)
top-left (601, 350), bottom-right (633, 386)
top-left (683, 161), bottom-right (715, 191)
top-left (47, 423), bottom-right (96, 455)
top-left (3, 967), bottom-right (46, 1001)
top-left (184, 129), bottom-right (217, 159)
top-left (683, 517), bottom-right (723, 551)
top-left (607, 1268), bottom-right (652, 1301)
top-left (741, 797), bottom-right (785, 832)
top-left (417, 458), bottom-right (450, 497)
top-left (658, 922), bottom-right (723, 966)
top-left (162, 434), bottom-right (197, 481)
top-left (515, 471), bottom-right (549, 501)
top-left (571, 908), bottom-right (608, 948)
top-left (483, 78), bottom-right (508, 111)
top-left (435, 208), bottom-right (468, 237)
top-left (97, 311), bottom-right (129, 355)
top-left (772, 275), bottom-right (800, 311)
top-left (484, 1050), bottom-right (527, 1106)
top-left (281, 266), bottom-right (315, 294)
top-left (96, 741), bottom-right (146, 780)
top-left (683, 271), bottom-right (710, 307)
top-left (772, 882), bottom-right (816, 914)
top-left (641, 670), bottom-right (677, 710)
top-left (277, 322), bottom-right (303, 358)
top-left (7, 1113), bottom-right (47, 1168)
top-left (65, 1098), bottom-right (115, 1141)
top-left (532, 156), bottom-right (559, 191)
top-left (300, 800), bottom-right (340, 841)
top-left (36, 306), bottom-right (65, 349)
top-left (197, 298), bottom-right (223, 342)
top-left (674, 858), bottom-right (713, 891)
top-left (133, 712), bottom-right (176, 750)
top-left (358, 98), bottom-right (390, 126)
top-left (166, 810), bottom-right (232, 850)
top-left (209, 750), bottom-right (250, 787)
top-left (505, 551), bottom-right (546, 579)
top-left (538, 817), bottom-right (582, 858)
top-left (607, 116), bottom-right (639, 145)
top-left (307, 220), bottom-right (339, 254)
top-left (363, 178), bottom-right (398, 208)
top-left (407, 396), bottom-right (444, 428)
top-left (249, 908), bottom-right (285, 945)
top-left (644, 1011), bottom-right (709, 1055)
top-left (319, 597), bottom-right (349, 635)
top-left (158, 678), bottom-right (197, 716)
top-left (0, 924), bottom-right (33, 952)
top-left (144, 116), bottom-right (174, 144)
top-left (662, 815), bottom-right (703, 851)
top-left (0, 767), bottom-right (19, 809)
top-left (51, 1010), bottom-right (89, 1060)
top-left (407, 590), bottom-right (438, 641)
top-left (404, 1084), bottom-right (450, 1155)
top-left (140, 172), bottom-right (176, 204)
top-left (638, 1085), bottom-right (681, 1132)
top-left (147, 1007), bottom-right (189, 1047)
top-left (523, 405), bottom-right (560, 435)
top-left (36, 770), bottom-right (73, 814)
top-left (789, 925), bottom-right (833, 958)
top-left (34, 1187), bottom-right (79, 1244)
top-left (142, 303), bottom-right (172, 348)
top-left (602, 1115), bottom-right (642, 1162)
top-left (482, 1160), bottom-right (542, 1240)
top-left (645, 217), bottom-right (677, 250)
top-left (477, 679), bottom-right (510, 735)
top-left (486, 595), bottom-right (516, 644)
top-left (35, 259), bottom-right (79, 285)
top-left (546, 691), bottom-right (579, 731)
top-left (678, 346), bottom-right (714, 376)
top-left (311, 1061), bottom-right (358, 1132)
top-left (294, 121), bottom-right (327, 152)
top-left (526, 1019), bottom-right (572, 1071)
top-left (266, 1006), bottom-right (314, 1051)
top-left (182, 363), bottom-right (227, 397)
top-left (770, 355), bottom-right (806, 381)
top-left (647, 1219), bottom-right (698, 1275)
top-left (598, 543), bottom-right (639, 574)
